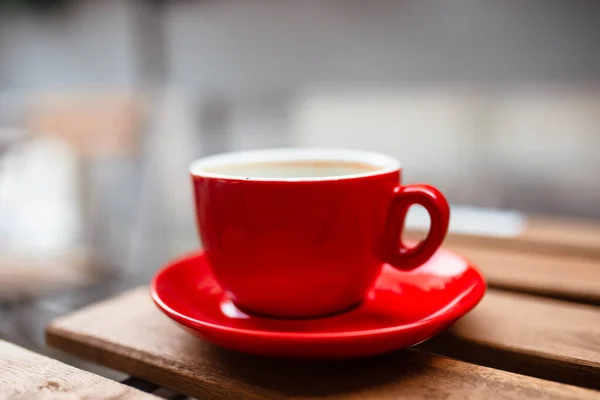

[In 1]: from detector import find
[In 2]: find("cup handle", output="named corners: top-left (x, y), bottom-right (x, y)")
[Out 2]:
top-left (382, 184), bottom-right (450, 271)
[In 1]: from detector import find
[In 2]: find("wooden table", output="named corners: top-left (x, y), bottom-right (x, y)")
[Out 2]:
top-left (10, 215), bottom-right (600, 398)
top-left (0, 339), bottom-right (157, 399)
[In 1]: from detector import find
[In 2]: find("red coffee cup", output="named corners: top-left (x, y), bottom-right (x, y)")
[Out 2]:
top-left (190, 148), bottom-right (450, 318)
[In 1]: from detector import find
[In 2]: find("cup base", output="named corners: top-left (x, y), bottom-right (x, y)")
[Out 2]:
top-left (230, 297), bottom-right (363, 320)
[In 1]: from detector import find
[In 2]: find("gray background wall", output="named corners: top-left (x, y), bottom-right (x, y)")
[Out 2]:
top-left (1, 0), bottom-right (600, 218)
top-left (1, 0), bottom-right (599, 90)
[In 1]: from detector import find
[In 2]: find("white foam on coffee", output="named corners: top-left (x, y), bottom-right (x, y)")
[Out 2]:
top-left (189, 148), bottom-right (401, 182)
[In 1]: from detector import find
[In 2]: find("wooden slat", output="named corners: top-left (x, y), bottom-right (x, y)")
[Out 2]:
top-left (46, 287), bottom-right (598, 400)
top-left (448, 243), bottom-right (600, 305)
top-left (407, 215), bottom-right (600, 259)
top-left (0, 339), bottom-right (157, 399)
top-left (418, 290), bottom-right (600, 390)
top-left (526, 216), bottom-right (600, 254)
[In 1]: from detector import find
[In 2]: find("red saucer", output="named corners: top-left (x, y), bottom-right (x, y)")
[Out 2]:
top-left (151, 249), bottom-right (485, 358)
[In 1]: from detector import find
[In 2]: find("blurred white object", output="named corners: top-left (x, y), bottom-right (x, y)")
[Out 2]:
top-left (406, 205), bottom-right (526, 238)
top-left (0, 134), bottom-right (93, 297)
top-left (0, 135), bottom-right (82, 253)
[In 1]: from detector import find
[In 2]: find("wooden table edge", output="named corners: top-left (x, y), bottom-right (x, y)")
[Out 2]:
top-left (47, 320), bottom-right (600, 399)
top-left (46, 324), bottom-right (275, 400)
top-left (0, 339), bottom-right (160, 399)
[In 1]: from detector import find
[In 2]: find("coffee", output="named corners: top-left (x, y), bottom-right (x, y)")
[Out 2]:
top-left (204, 160), bottom-right (382, 179)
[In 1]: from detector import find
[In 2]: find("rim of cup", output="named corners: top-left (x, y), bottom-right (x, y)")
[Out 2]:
top-left (189, 148), bottom-right (402, 182)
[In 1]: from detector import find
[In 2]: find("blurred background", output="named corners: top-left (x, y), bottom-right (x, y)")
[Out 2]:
top-left (0, 0), bottom-right (599, 377)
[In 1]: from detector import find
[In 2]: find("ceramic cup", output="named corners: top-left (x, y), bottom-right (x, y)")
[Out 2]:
top-left (190, 148), bottom-right (450, 318)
